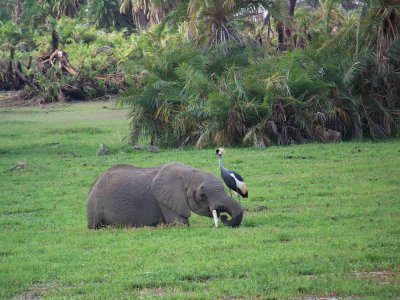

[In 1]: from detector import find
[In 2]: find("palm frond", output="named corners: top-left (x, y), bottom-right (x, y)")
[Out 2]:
top-left (343, 51), bottom-right (374, 88)
top-left (314, 125), bottom-right (342, 142)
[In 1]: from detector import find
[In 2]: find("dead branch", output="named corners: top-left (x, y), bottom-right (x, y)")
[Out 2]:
top-left (13, 62), bottom-right (40, 91)
top-left (39, 49), bottom-right (79, 76)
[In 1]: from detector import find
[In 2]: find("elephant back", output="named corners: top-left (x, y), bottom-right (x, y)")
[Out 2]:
top-left (87, 164), bottom-right (163, 228)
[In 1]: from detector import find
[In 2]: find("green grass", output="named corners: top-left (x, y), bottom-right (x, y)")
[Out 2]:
top-left (0, 100), bottom-right (399, 299)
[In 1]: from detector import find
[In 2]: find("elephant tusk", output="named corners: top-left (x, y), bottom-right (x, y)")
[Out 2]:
top-left (212, 210), bottom-right (218, 228)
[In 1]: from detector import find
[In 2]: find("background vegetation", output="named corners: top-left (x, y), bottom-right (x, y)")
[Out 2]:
top-left (1, 0), bottom-right (399, 147)
top-left (0, 100), bottom-right (399, 299)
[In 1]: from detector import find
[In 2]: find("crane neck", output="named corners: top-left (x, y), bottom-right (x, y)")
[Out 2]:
top-left (218, 157), bottom-right (223, 170)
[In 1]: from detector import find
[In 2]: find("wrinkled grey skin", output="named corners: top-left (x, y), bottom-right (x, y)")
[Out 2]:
top-left (87, 162), bottom-right (243, 228)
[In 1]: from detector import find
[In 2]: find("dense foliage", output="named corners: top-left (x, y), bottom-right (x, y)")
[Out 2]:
top-left (1, 0), bottom-right (399, 146)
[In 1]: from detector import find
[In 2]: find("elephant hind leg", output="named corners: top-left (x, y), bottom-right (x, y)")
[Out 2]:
top-left (87, 203), bottom-right (104, 229)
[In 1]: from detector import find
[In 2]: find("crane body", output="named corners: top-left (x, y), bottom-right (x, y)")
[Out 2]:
top-left (216, 148), bottom-right (248, 202)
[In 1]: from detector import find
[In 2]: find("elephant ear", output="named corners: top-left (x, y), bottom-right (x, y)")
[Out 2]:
top-left (151, 163), bottom-right (191, 218)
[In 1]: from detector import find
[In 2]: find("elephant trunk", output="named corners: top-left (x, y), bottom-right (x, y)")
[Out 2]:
top-left (220, 196), bottom-right (243, 227)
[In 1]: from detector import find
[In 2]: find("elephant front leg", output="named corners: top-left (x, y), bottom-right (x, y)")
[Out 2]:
top-left (158, 203), bottom-right (189, 225)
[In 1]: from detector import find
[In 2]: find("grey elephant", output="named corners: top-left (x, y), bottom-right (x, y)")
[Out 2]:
top-left (87, 162), bottom-right (243, 228)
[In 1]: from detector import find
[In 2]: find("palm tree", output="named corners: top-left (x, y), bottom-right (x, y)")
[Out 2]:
top-left (86, 0), bottom-right (131, 29)
top-left (268, 0), bottom-right (298, 50)
top-left (121, 34), bottom-right (199, 146)
top-left (120, 0), bottom-right (177, 31)
top-left (343, 1), bottom-right (400, 138)
top-left (42, 0), bottom-right (82, 18)
top-left (188, 0), bottom-right (243, 51)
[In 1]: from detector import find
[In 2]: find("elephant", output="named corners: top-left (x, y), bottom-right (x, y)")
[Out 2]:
top-left (86, 162), bottom-right (243, 228)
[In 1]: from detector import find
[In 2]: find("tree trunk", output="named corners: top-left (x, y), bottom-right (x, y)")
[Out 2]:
top-left (276, 20), bottom-right (286, 51)
top-left (286, 0), bottom-right (297, 46)
top-left (289, 0), bottom-right (296, 18)
top-left (135, 9), bottom-right (150, 31)
top-left (13, 0), bottom-right (22, 26)
top-left (277, 0), bottom-right (297, 51)
top-left (51, 29), bottom-right (59, 53)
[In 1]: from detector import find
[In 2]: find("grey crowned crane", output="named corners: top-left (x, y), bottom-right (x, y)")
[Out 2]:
top-left (216, 148), bottom-right (248, 202)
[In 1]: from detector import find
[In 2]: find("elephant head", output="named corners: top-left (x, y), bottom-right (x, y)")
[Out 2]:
top-left (151, 163), bottom-right (243, 227)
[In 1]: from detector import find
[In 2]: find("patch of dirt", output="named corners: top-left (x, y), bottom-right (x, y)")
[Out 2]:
top-left (243, 205), bottom-right (268, 213)
top-left (15, 291), bottom-right (42, 300)
top-left (302, 295), bottom-right (355, 300)
top-left (0, 91), bottom-right (19, 107)
top-left (137, 287), bottom-right (164, 296)
top-left (6, 160), bottom-right (28, 172)
top-left (15, 282), bottom-right (58, 300)
top-left (285, 155), bottom-right (316, 160)
top-left (0, 91), bottom-right (43, 107)
top-left (179, 273), bottom-right (219, 283)
top-left (0, 91), bottom-right (122, 109)
top-left (354, 269), bottom-right (394, 285)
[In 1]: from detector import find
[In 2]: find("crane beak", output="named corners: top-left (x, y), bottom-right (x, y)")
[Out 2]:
top-left (212, 210), bottom-right (218, 227)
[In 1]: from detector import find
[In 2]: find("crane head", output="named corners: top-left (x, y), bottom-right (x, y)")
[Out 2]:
top-left (215, 147), bottom-right (225, 158)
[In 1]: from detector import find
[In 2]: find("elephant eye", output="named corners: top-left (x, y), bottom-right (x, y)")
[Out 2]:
top-left (194, 190), bottom-right (207, 200)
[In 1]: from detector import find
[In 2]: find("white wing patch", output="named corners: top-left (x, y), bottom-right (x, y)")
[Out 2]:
top-left (230, 173), bottom-right (247, 194)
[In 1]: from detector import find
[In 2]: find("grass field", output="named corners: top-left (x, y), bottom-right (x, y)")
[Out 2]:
top-left (0, 99), bottom-right (399, 299)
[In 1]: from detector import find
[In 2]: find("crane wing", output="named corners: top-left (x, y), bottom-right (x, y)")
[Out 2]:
top-left (230, 170), bottom-right (245, 182)
top-left (229, 171), bottom-right (248, 198)
top-left (221, 169), bottom-right (237, 191)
